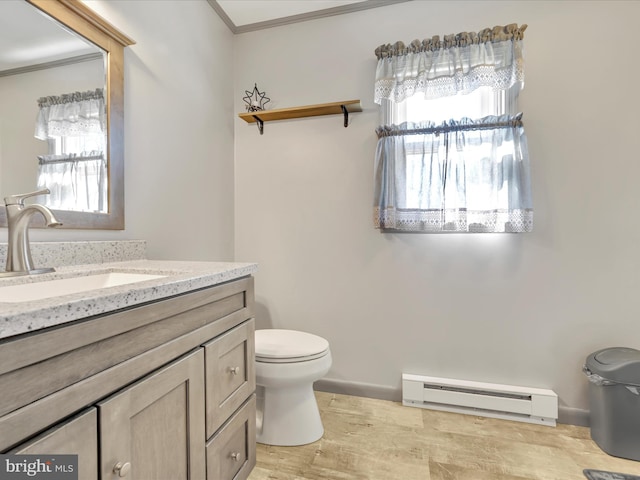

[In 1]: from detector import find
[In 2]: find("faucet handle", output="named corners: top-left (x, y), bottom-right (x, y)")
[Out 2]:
top-left (4, 188), bottom-right (51, 206)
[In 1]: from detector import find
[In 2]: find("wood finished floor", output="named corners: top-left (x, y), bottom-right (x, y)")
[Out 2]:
top-left (248, 391), bottom-right (640, 480)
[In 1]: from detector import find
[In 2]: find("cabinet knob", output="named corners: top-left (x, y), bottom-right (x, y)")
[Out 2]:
top-left (229, 366), bottom-right (240, 375)
top-left (113, 462), bottom-right (131, 477)
top-left (230, 452), bottom-right (241, 462)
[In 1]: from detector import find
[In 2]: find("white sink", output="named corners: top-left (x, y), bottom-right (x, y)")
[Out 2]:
top-left (0, 272), bottom-right (166, 303)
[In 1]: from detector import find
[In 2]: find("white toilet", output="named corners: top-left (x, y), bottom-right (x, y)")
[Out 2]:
top-left (255, 329), bottom-right (332, 446)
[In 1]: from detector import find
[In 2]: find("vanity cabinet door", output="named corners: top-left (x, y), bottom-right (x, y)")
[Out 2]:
top-left (204, 319), bottom-right (255, 438)
top-left (206, 395), bottom-right (256, 480)
top-left (98, 349), bottom-right (206, 480)
top-left (9, 408), bottom-right (98, 480)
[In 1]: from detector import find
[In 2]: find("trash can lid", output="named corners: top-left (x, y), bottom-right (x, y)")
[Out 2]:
top-left (586, 347), bottom-right (640, 385)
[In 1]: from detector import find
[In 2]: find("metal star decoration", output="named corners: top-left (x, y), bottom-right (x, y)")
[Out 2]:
top-left (243, 83), bottom-right (270, 112)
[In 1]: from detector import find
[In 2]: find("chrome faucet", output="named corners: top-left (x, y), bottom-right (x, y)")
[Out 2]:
top-left (3, 189), bottom-right (62, 276)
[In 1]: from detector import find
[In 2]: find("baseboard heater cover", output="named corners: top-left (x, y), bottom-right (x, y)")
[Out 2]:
top-left (402, 373), bottom-right (558, 427)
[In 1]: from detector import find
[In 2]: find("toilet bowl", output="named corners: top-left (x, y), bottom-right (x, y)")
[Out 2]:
top-left (255, 329), bottom-right (332, 446)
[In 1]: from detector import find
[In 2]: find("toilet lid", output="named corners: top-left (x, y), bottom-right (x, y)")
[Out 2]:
top-left (255, 329), bottom-right (329, 361)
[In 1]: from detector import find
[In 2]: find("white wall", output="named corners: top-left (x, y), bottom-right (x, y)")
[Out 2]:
top-left (2, 0), bottom-right (236, 262)
top-left (234, 0), bottom-right (640, 418)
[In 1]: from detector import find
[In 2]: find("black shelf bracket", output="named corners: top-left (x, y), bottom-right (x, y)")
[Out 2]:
top-left (252, 115), bottom-right (264, 135)
top-left (341, 105), bottom-right (349, 127)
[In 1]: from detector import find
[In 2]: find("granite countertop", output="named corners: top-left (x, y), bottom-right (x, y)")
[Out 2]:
top-left (0, 260), bottom-right (258, 340)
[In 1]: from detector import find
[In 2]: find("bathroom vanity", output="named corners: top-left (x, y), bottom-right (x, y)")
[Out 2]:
top-left (0, 259), bottom-right (257, 480)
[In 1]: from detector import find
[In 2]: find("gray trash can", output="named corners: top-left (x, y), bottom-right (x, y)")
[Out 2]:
top-left (584, 347), bottom-right (640, 461)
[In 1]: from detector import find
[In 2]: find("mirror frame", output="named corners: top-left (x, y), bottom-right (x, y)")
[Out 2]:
top-left (0, 0), bottom-right (135, 230)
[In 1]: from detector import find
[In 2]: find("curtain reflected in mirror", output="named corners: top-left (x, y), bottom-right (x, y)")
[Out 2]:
top-left (0, 1), bottom-right (107, 212)
top-left (34, 88), bottom-right (107, 213)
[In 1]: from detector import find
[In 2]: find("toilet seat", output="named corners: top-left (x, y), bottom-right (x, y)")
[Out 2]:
top-left (255, 329), bottom-right (329, 363)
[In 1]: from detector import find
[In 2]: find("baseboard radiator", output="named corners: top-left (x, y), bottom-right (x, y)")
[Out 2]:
top-left (402, 373), bottom-right (558, 427)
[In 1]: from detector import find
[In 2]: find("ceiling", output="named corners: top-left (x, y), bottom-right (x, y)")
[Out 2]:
top-left (0, 0), bottom-right (410, 72)
top-left (0, 1), bottom-right (101, 73)
top-left (210, 0), bottom-right (410, 33)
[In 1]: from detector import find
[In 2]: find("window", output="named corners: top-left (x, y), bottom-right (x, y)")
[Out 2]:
top-left (384, 86), bottom-right (502, 125)
top-left (52, 133), bottom-right (104, 156)
top-left (373, 24), bottom-right (532, 233)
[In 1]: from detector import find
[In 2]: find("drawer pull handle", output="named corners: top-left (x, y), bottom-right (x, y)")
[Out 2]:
top-left (230, 452), bottom-right (241, 462)
top-left (113, 462), bottom-right (131, 477)
top-left (229, 366), bottom-right (240, 375)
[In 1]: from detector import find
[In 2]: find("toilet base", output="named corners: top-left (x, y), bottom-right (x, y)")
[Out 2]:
top-left (256, 383), bottom-right (324, 446)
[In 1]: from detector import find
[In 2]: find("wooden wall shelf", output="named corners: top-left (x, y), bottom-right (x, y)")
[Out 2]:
top-left (238, 100), bottom-right (362, 134)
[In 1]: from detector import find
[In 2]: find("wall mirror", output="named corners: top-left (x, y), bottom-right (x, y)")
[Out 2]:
top-left (0, 0), bottom-right (135, 230)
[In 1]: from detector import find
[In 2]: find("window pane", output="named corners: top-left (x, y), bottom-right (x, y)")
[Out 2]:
top-left (403, 87), bottom-right (503, 123)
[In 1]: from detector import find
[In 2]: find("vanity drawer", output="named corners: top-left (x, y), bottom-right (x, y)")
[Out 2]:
top-left (206, 395), bottom-right (256, 480)
top-left (204, 319), bottom-right (255, 438)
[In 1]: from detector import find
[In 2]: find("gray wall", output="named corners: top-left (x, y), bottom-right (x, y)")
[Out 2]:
top-left (233, 0), bottom-right (640, 422)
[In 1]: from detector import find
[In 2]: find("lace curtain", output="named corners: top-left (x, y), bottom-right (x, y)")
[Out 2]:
top-left (373, 24), bottom-right (533, 233)
top-left (36, 153), bottom-right (106, 212)
top-left (374, 24), bottom-right (526, 104)
top-left (34, 89), bottom-right (106, 212)
top-left (34, 89), bottom-right (106, 140)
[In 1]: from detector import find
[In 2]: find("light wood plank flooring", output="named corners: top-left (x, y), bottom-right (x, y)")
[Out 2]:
top-left (248, 391), bottom-right (640, 480)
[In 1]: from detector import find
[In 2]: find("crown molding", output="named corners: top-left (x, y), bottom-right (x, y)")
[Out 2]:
top-left (208, 0), bottom-right (412, 34)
